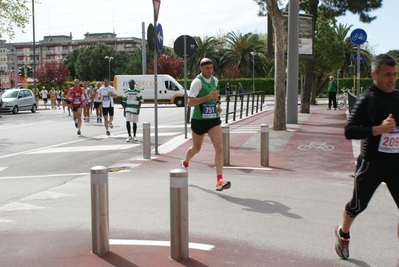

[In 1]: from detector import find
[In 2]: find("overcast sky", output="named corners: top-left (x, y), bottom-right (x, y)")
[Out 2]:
top-left (3, 0), bottom-right (398, 55)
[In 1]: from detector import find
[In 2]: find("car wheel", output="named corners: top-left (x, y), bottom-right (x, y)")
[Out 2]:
top-left (174, 97), bottom-right (184, 107)
top-left (31, 104), bottom-right (37, 113)
top-left (12, 105), bottom-right (19, 114)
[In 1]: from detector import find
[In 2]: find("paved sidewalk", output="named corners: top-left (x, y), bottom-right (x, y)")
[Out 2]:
top-left (1, 104), bottom-right (398, 267)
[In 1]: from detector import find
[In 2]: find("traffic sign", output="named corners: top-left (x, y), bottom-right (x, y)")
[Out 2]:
top-left (147, 24), bottom-right (154, 50)
top-left (174, 35), bottom-right (197, 58)
top-left (152, 0), bottom-right (161, 22)
top-left (350, 28), bottom-right (367, 45)
top-left (353, 53), bottom-right (365, 64)
top-left (156, 23), bottom-right (163, 51)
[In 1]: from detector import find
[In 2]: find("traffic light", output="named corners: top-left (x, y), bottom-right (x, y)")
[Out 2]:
top-left (27, 67), bottom-right (32, 77)
top-left (18, 67), bottom-right (24, 77)
top-left (348, 65), bottom-right (354, 76)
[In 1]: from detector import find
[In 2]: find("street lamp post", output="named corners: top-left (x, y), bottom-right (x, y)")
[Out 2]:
top-left (250, 51), bottom-right (256, 92)
top-left (104, 56), bottom-right (114, 80)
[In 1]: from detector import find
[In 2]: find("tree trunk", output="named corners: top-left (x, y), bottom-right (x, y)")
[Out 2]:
top-left (266, 0), bottom-right (286, 131)
top-left (300, 59), bottom-right (312, 113)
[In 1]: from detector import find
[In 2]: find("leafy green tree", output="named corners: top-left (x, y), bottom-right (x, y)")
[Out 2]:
top-left (299, 0), bottom-right (383, 112)
top-left (312, 15), bottom-right (345, 97)
top-left (387, 50), bottom-right (399, 58)
top-left (0, 0), bottom-right (39, 39)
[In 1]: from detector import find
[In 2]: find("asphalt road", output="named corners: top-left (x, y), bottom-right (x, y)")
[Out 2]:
top-left (0, 103), bottom-right (398, 267)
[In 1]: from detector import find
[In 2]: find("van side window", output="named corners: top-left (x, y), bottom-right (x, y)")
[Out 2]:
top-left (165, 81), bottom-right (178, 91)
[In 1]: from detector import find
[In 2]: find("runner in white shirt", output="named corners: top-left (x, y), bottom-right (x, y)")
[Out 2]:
top-left (97, 78), bottom-right (117, 136)
top-left (82, 81), bottom-right (92, 123)
top-left (40, 87), bottom-right (48, 109)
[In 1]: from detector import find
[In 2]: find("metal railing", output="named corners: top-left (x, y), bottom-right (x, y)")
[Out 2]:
top-left (224, 91), bottom-right (265, 124)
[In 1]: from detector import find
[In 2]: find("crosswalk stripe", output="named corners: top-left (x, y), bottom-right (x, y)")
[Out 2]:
top-left (27, 144), bottom-right (140, 154)
top-left (0, 202), bottom-right (46, 212)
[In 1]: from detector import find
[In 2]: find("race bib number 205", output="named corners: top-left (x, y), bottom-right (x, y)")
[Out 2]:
top-left (378, 126), bottom-right (399, 153)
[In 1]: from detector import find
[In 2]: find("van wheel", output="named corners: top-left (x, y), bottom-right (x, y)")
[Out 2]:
top-left (12, 106), bottom-right (19, 114)
top-left (174, 97), bottom-right (184, 107)
top-left (31, 104), bottom-right (37, 113)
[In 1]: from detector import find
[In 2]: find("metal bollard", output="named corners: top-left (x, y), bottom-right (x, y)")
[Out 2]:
top-left (260, 124), bottom-right (270, 167)
top-left (91, 166), bottom-right (109, 256)
top-left (222, 125), bottom-right (230, 165)
top-left (143, 122), bottom-right (151, 159)
top-left (170, 169), bottom-right (189, 261)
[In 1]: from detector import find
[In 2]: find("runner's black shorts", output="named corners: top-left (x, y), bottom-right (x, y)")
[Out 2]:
top-left (191, 118), bottom-right (221, 135)
top-left (102, 107), bottom-right (114, 116)
top-left (94, 102), bottom-right (102, 109)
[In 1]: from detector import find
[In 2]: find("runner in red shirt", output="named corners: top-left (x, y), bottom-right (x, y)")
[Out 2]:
top-left (67, 79), bottom-right (87, 135)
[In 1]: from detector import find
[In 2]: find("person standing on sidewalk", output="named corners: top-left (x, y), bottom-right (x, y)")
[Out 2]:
top-left (225, 82), bottom-right (231, 101)
top-left (122, 79), bottom-right (143, 142)
top-left (180, 58), bottom-right (231, 192)
top-left (97, 78), bottom-right (117, 136)
top-left (334, 54), bottom-right (399, 259)
top-left (327, 76), bottom-right (338, 110)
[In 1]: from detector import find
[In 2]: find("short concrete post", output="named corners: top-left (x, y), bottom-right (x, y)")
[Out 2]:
top-left (260, 124), bottom-right (270, 167)
top-left (170, 169), bottom-right (189, 261)
top-left (91, 166), bottom-right (109, 256)
top-left (143, 122), bottom-right (151, 159)
top-left (222, 125), bottom-right (230, 165)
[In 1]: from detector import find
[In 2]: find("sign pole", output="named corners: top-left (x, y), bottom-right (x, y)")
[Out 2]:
top-left (152, 0), bottom-right (160, 155)
top-left (356, 45), bottom-right (361, 97)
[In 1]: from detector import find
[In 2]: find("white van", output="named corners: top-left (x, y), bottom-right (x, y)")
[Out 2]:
top-left (113, 74), bottom-right (186, 107)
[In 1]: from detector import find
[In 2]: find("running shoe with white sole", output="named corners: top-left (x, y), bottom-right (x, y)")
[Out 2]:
top-left (133, 136), bottom-right (138, 141)
top-left (334, 225), bottom-right (350, 259)
top-left (106, 130), bottom-right (110, 136)
top-left (109, 122), bottom-right (113, 129)
top-left (126, 136), bottom-right (132, 142)
top-left (180, 160), bottom-right (188, 170)
top-left (215, 179), bottom-right (231, 191)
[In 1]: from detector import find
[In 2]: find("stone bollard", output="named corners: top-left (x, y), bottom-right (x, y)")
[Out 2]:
top-left (91, 166), bottom-right (109, 256)
top-left (143, 122), bottom-right (151, 159)
top-left (170, 169), bottom-right (189, 261)
top-left (260, 124), bottom-right (270, 167)
top-left (222, 125), bottom-right (230, 165)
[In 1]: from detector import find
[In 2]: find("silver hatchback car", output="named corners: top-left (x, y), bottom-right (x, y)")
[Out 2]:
top-left (1, 89), bottom-right (37, 114)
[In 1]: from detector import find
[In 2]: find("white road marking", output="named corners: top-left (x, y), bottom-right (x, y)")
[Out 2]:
top-left (27, 144), bottom-right (140, 154)
top-left (109, 239), bottom-right (214, 251)
top-left (0, 173), bottom-right (88, 180)
top-left (223, 166), bottom-right (273, 171)
top-left (0, 218), bottom-right (15, 223)
top-left (0, 202), bottom-right (45, 212)
top-left (158, 134), bottom-right (191, 154)
top-left (0, 167), bottom-right (9, 172)
top-left (21, 191), bottom-right (73, 201)
top-left (0, 130), bottom-right (181, 159)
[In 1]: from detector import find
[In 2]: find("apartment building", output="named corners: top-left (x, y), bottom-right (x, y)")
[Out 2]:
top-left (0, 32), bottom-right (142, 88)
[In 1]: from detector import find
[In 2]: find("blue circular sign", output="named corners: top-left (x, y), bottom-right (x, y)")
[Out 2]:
top-left (350, 28), bottom-right (367, 45)
top-left (156, 23), bottom-right (164, 51)
top-left (353, 53), bottom-right (365, 64)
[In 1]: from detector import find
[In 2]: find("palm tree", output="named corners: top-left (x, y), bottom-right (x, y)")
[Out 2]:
top-left (221, 32), bottom-right (267, 78)
top-left (186, 36), bottom-right (221, 78)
